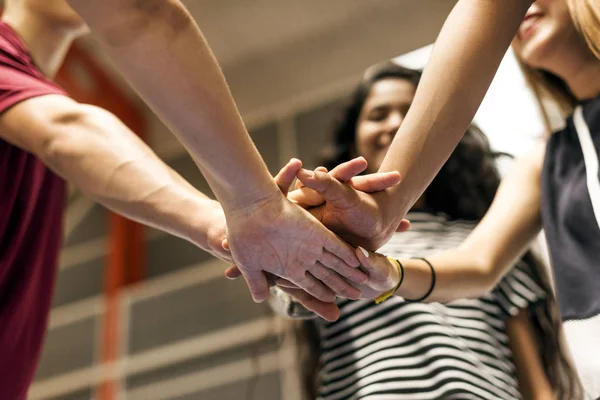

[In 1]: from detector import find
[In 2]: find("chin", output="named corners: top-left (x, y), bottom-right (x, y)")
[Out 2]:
top-left (517, 37), bottom-right (553, 70)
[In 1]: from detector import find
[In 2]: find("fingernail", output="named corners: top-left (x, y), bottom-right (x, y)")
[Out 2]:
top-left (358, 246), bottom-right (369, 258)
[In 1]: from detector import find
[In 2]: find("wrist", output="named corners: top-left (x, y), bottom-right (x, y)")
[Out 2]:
top-left (222, 186), bottom-right (286, 218)
top-left (183, 197), bottom-right (225, 249)
top-left (374, 257), bottom-right (403, 304)
top-left (219, 181), bottom-right (283, 215)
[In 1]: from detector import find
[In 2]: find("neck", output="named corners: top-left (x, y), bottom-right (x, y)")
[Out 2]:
top-left (545, 40), bottom-right (600, 101)
top-left (1, 9), bottom-right (80, 78)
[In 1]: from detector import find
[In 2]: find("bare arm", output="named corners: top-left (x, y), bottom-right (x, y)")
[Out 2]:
top-left (66, 0), bottom-right (277, 210)
top-left (1, 94), bottom-right (229, 261)
top-left (344, 0), bottom-right (533, 247)
top-left (390, 143), bottom-right (546, 302)
top-left (379, 0), bottom-right (532, 225)
top-left (506, 309), bottom-right (555, 400)
top-left (66, 0), bottom-right (365, 302)
top-left (296, 141), bottom-right (543, 302)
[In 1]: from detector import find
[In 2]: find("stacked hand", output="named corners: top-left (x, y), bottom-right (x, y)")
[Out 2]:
top-left (222, 158), bottom-right (408, 320)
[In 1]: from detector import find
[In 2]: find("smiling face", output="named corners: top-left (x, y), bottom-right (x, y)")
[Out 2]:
top-left (512, 0), bottom-right (584, 71)
top-left (355, 78), bottom-right (416, 173)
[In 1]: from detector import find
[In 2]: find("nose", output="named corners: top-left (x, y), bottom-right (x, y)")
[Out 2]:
top-left (378, 112), bottom-right (403, 146)
top-left (386, 112), bottom-right (403, 132)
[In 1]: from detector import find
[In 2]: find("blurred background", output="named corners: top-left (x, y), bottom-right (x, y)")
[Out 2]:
top-left (27, 1), bottom-right (556, 399)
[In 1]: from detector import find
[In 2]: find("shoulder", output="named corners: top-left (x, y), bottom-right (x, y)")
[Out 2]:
top-left (0, 23), bottom-right (34, 68)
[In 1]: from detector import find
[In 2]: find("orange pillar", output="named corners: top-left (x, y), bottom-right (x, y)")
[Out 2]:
top-left (56, 43), bottom-right (147, 399)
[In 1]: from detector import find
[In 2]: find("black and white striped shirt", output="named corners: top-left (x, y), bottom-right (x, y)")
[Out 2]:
top-left (315, 212), bottom-right (546, 400)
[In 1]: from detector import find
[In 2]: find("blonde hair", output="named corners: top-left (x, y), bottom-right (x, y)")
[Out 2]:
top-left (568, 0), bottom-right (600, 59)
top-left (517, 56), bottom-right (576, 132)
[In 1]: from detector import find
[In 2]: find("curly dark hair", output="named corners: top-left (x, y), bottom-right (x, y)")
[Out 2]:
top-left (321, 61), bottom-right (505, 220)
top-left (298, 62), bottom-right (582, 400)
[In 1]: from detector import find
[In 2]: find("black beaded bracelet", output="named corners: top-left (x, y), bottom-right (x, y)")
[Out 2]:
top-left (404, 257), bottom-right (436, 302)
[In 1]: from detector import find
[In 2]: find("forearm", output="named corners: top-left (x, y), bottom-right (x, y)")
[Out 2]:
top-left (378, 0), bottom-right (532, 224)
top-left (67, 0), bottom-right (280, 211)
top-left (395, 248), bottom-right (500, 302)
top-left (396, 232), bottom-right (537, 302)
top-left (506, 309), bottom-right (555, 400)
top-left (40, 105), bottom-right (224, 252)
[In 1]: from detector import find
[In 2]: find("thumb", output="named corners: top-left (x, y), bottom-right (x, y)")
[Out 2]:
top-left (274, 158), bottom-right (302, 196)
top-left (396, 219), bottom-right (411, 232)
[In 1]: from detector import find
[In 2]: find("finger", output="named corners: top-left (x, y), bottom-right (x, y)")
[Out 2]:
top-left (355, 246), bottom-right (398, 288)
top-left (294, 179), bottom-right (305, 190)
top-left (242, 269), bottom-right (271, 302)
top-left (297, 169), bottom-right (359, 208)
top-left (221, 239), bottom-right (229, 250)
top-left (277, 287), bottom-right (341, 322)
top-left (320, 249), bottom-right (367, 283)
top-left (294, 271), bottom-right (336, 302)
top-left (348, 171), bottom-right (402, 192)
top-left (224, 265), bottom-right (242, 279)
top-left (328, 157), bottom-right (368, 182)
top-left (396, 219), bottom-right (411, 232)
top-left (274, 158), bottom-right (303, 196)
top-left (309, 263), bottom-right (361, 300)
top-left (321, 232), bottom-right (367, 272)
top-left (288, 186), bottom-right (325, 208)
top-left (275, 277), bottom-right (299, 289)
top-left (315, 166), bottom-right (328, 173)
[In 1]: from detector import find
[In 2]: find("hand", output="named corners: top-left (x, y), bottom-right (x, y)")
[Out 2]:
top-left (292, 159), bottom-right (409, 250)
top-left (222, 157), bottom-right (405, 276)
top-left (225, 158), bottom-right (368, 303)
top-left (203, 204), bottom-right (232, 263)
top-left (277, 246), bottom-right (400, 301)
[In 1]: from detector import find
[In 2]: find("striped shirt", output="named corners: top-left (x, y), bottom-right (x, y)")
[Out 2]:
top-left (315, 212), bottom-right (546, 400)
top-left (542, 95), bottom-right (600, 399)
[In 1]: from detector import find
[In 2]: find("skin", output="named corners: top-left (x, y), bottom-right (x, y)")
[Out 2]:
top-left (1, 0), bottom-right (403, 307)
top-left (62, 0), bottom-right (544, 302)
top-left (59, 0), bottom-right (375, 303)
top-left (279, 0), bottom-right (599, 394)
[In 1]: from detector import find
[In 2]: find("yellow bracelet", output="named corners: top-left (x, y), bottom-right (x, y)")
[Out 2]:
top-left (374, 257), bottom-right (404, 304)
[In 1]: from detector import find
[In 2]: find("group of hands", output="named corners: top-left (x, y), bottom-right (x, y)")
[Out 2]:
top-left (201, 157), bottom-right (406, 321)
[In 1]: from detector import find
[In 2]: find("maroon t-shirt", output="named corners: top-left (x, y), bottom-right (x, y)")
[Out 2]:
top-left (0, 23), bottom-right (68, 398)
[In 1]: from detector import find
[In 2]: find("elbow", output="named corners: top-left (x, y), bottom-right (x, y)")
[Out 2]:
top-left (451, 246), bottom-right (501, 298)
top-left (472, 253), bottom-right (504, 296)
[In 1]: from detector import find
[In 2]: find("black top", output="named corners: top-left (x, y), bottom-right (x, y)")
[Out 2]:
top-left (541, 95), bottom-right (600, 398)
top-left (541, 95), bottom-right (600, 322)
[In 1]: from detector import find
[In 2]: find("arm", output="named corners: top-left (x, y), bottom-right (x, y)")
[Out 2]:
top-left (393, 142), bottom-right (545, 302)
top-left (66, 0), bottom-right (277, 209)
top-left (279, 0), bottom-right (532, 249)
top-left (66, 0), bottom-right (365, 302)
top-left (506, 309), bottom-right (555, 400)
top-left (279, 0), bottom-right (532, 248)
top-left (291, 142), bottom-right (546, 301)
top-left (376, 0), bottom-right (533, 236)
top-left (0, 94), bottom-right (231, 261)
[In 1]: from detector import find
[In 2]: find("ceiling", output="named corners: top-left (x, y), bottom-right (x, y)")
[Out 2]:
top-left (181, 0), bottom-right (408, 67)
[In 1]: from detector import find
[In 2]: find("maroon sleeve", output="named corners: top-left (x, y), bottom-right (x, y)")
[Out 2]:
top-left (0, 59), bottom-right (67, 115)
